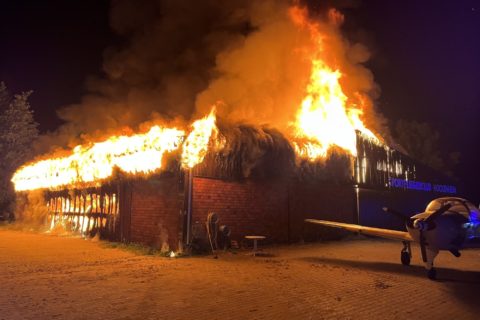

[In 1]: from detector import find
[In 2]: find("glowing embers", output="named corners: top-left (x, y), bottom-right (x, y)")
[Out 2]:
top-left (12, 126), bottom-right (185, 191)
top-left (290, 8), bottom-right (378, 160)
top-left (47, 191), bottom-right (119, 236)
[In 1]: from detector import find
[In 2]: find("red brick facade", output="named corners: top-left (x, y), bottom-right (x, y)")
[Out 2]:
top-left (191, 177), bottom-right (289, 243)
top-left (191, 177), bottom-right (355, 245)
top-left (127, 175), bottom-right (356, 250)
top-left (129, 177), bottom-right (183, 250)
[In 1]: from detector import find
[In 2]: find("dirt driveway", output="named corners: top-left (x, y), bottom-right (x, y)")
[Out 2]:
top-left (0, 229), bottom-right (479, 320)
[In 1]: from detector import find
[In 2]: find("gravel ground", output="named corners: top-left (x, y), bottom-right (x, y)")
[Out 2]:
top-left (1, 229), bottom-right (479, 320)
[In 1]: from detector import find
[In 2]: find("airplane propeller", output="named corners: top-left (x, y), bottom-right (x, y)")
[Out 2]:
top-left (414, 203), bottom-right (452, 263)
top-left (383, 203), bottom-right (452, 263)
top-left (424, 203), bottom-right (452, 224)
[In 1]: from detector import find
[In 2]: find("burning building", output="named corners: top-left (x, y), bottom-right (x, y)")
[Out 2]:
top-left (11, 123), bottom-right (457, 252)
top-left (11, 2), bottom-right (457, 251)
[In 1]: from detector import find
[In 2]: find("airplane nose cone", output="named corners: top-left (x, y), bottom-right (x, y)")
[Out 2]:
top-left (413, 219), bottom-right (428, 231)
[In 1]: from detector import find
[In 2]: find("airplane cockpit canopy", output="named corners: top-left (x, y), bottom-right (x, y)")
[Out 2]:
top-left (425, 197), bottom-right (480, 222)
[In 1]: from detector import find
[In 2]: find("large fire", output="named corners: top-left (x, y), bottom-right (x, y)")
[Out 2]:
top-left (12, 126), bottom-right (185, 191)
top-left (181, 108), bottom-right (218, 169)
top-left (290, 7), bottom-right (378, 160)
top-left (12, 5), bottom-right (381, 192)
top-left (12, 109), bottom-right (221, 191)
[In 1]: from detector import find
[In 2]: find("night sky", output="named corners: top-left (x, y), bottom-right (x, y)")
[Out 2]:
top-left (1, 0), bottom-right (479, 201)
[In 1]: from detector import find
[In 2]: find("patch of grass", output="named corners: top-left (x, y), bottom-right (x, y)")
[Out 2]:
top-left (100, 241), bottom-right (181, 257)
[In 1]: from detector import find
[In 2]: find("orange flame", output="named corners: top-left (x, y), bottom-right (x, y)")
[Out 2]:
top-left (181, 108), bottom-right (218, 169)
top-left (12, 126), bottom-right (185, 191)
top-left (12, 108), bottom-right (220, 192)
top-left (290, 7), bottom-right (378, 160)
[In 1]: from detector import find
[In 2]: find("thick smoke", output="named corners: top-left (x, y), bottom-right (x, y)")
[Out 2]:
top-left (36, 0), bottom-right (388, 153)
top-left (36, 0), bottom-right (252, 151)
top-left (195, 1), bottom-right (382, 134)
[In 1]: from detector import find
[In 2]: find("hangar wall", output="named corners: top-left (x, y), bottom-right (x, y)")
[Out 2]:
top-left (191, 176), bottom-right (356, 245)
top-left (128, 176), bottom-right (183, 250)
top-left (122, 175), bottom-right (459, 250)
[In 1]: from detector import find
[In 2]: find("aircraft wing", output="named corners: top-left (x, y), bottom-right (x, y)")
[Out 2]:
top-left (305, 219), bottom-right (413, 242)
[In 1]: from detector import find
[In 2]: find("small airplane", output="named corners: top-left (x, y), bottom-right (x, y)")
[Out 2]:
top-left (305, 197), bottom-right (480, 279)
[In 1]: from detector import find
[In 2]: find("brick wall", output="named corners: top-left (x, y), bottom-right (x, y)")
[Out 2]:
top-left (126, 175), bottom-right (356, 250)
top-left (129, 176), bottom-right (183, 251)
top-left (192, 176), bottom-right (355, 245)
top-left (192, 177), bottom-right (289, 244)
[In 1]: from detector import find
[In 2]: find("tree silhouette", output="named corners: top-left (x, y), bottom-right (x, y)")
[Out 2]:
top-left (0, 82), bottom-right (39, 219)
top-left (394, 119), bottom-right (459, 177)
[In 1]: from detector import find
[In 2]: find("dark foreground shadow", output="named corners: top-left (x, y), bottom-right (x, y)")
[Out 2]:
top-left (301, 256), bottom-right (480, 311)
top-left (302, 256), bottom-right (480, 283)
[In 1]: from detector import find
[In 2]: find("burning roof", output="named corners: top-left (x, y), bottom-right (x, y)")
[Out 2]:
top-left (12, 111), bottom-right (217, 191)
